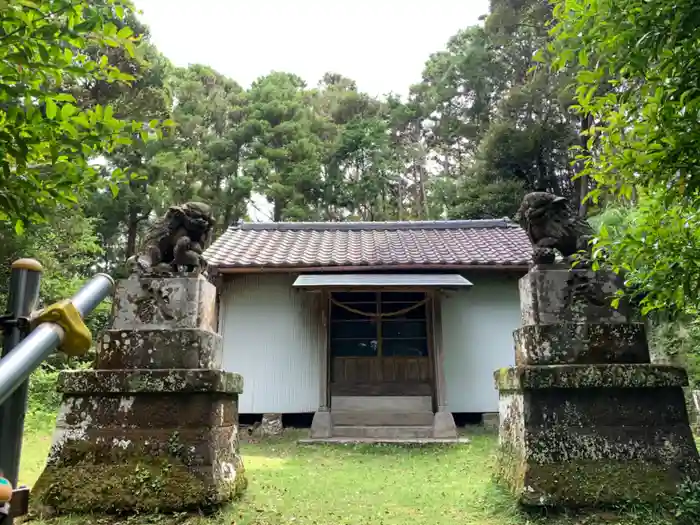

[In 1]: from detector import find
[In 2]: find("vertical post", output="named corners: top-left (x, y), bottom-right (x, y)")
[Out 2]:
top-left (376, 291), bottom-right (383, 385)
top-left (310, 290), bottom-right (332, 438)
top-left (0, 259), bottom-right (43, 520)
top-left (432, 292), bottom-right (448, 411)
top-left (431, 290), bottom-right (457, 438)
top-left (319, 290), bottom-right (329, 411)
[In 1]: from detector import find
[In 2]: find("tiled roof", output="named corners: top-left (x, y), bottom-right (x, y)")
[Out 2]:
top-left (204, 219), bottom-right (532, 270)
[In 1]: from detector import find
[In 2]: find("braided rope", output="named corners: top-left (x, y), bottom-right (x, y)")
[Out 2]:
top-left (330, 297), bottom-right (428, 318)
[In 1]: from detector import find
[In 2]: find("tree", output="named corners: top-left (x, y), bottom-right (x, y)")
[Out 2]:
top-left (550, 0), bottom-right (700, 315)
top-left (162, 65), bottom-right (253, 232)
top-left (244, 72), bottom-right (326, 221)
top-left (313, 75), bottom-right (408, 221)
top-left (411, 1), bottom-right (583, 221)
top-left (410, 25), bottom-right (504, 219)
top-left (88, 43), bottom-right (174, 262)
top-left (0, 206), bottom-right (110, 337)
top-left (0, 0), bottom-right (161, 231)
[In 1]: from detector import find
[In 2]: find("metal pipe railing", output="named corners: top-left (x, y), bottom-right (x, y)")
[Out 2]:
top-left (0, 260), bottom-right (115, 524)
top-left (0, 259), bottom-right (42, 500)
top-left (0, 273), bottom-right (114, 406)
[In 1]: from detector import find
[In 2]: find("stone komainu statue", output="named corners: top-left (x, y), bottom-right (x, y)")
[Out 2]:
top-left (127, 201), bottom-right (216, 275)
top-left (515, 191), bottom-right (594, 265)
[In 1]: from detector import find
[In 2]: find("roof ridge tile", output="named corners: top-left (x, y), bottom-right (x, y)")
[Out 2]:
top-left (231, 219), bottom-right (516, 232)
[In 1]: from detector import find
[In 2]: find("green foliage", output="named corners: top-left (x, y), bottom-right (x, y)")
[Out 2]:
top-left (25, 366), bottom-right (62, 433)
top-left (414, 1), bottom-right (584, 220)
top-left (160, 64), bottom-right (252, 229)
top-left (81, 40), bottom-right (173, 263)
top-left (449, 173), bottom-right (526, 219)
top-left (2, 1), bottom-right (571, 236)
top-left (591, 192), bottom-right (700, 315)
top-left (550, 0), bottom-right (700, 314)
top-left (0, 206), bottom-right (112, 346)
top-left (673, 478), bottom-right (700, 525)
top-left (0, 0), bottom-right (165, 231)
top-left (551, 0), bottom-right (700, 203)
top-left (591, 201), bottom-right (700, 386)
top-left (244, 72), bottom-right (326, 221)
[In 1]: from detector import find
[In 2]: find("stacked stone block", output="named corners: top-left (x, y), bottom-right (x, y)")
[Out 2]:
top-left (495, 265), bottom-right (699, 506)
top-left (32, 276), bottom-right (246, 515)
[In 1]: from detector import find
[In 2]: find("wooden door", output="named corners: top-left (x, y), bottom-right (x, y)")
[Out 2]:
top-left (329, 291), bottom-right (433, 396)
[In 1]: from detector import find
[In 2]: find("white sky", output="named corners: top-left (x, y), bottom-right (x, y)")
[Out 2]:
top-left (135, 0), bottom-right (490, 99)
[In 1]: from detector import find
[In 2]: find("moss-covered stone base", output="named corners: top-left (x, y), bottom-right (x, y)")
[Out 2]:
top-left (495, 378), bottom-right (700, 507)
top-left (33, 457), bottom-right (246, 515)
top-left (497, 447), bottom-right (693, 507)
top-left (32, 427), bottom-right (247, 515)
top-left (31, 379), bottom-right (247, 515)
top-left (514, 323), bottom-right (650, 365)
top-left (498, 266), bottom-right (700, 508)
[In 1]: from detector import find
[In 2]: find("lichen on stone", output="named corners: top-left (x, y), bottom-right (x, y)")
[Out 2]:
top-left (514, 322), bottom-right (650, 366)
top-left (495, 265), bottom-right (700, 509)
top-left (58, 369), bottom-right (244, 395)
top-left (31, 274), bottom-right (248, 519)
top-left (496, 450), bottom-right (684, 507)
top-left (496, 364), bottom-right (688, 391)
top-left (31, 433), bottom-right (247, 516)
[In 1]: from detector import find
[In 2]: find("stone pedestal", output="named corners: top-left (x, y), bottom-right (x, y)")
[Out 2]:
top-left (32, 276), bottom-right (246, 515)
top-left (495, 265), bottom-right (699, 507)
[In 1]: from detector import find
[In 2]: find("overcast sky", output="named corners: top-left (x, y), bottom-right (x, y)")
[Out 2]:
top-left (135, 0), bottom-right (490, 99)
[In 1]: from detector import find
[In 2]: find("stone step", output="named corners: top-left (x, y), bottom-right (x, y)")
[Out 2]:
top-left (332, 410), bottom-right (434, 427)
top-left (331, 396), bottom-right (432, 412)
top-left (332, 425), bottom-right (434, 439)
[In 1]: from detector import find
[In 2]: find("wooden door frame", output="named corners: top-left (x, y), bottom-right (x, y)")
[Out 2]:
top-left (426, 290), bottom-right (438, 412)
top-left (321, 289), bottom-right (331, 410)
top-left (325, 287), bottom-right (436, 400)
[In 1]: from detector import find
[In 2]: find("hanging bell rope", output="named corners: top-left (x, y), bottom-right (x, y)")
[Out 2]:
top-left (330, 297), bottom-right (428, 319)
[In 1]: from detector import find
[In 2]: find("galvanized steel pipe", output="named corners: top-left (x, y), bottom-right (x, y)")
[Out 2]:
top-left (0, 273), bottom-right (115, 407)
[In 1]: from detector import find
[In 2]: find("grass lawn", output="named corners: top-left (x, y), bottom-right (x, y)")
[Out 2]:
top-left (16, 426), bottom-right (680, 525)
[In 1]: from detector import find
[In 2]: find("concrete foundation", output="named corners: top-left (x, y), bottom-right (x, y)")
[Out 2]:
top-left (432, 410), bottom-right (458, 438)
top-left (482, 412), bottom-right (499, 431)
top-left (310, 410), bottom-right (333, 439)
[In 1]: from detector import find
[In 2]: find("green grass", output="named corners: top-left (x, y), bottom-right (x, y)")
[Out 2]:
top-left (18, 427), bottom-right (54, 491)
top-left (17, 426), bottom-right (681, 525)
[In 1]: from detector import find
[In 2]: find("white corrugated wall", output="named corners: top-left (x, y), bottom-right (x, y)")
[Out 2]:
top-left (219, 271), bottom-right (521, 415)
top-left (441, 274), bottom-right (521, 413)
top-left (219, 274), bottom-right (322, 414)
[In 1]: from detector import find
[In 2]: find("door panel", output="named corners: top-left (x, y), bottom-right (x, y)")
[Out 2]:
top-left (331, 356), bottom-right (433, 396)
top-left (331, 357), bottom-right (433, 395)
top-left (329, 290), bottom-right (434, 397)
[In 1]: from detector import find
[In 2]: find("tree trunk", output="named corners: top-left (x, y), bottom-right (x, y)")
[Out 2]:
top-left (574, 113), bottom-right (594, 217)
top-left (536, 147), bottom-right (554, 194)
top-left (221, 203), bottom-right (234, 236)
top-left (126, 206), bottom-right (139, 259)
top-left (418, 163), bottom-right (428, 219)
top-left (273, 199), bottom-right (283, 222)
